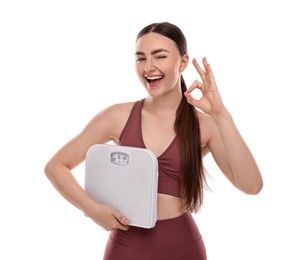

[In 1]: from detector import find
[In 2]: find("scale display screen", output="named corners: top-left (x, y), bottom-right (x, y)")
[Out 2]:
top-left (110, 151), bottom-right (129, 166)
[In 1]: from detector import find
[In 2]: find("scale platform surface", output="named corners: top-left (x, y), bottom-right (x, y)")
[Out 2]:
top-left (85, 144), bottom-right (158, 229)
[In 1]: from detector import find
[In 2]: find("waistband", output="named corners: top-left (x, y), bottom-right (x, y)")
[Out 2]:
top-left (110, 212), bottom-right (202, 252)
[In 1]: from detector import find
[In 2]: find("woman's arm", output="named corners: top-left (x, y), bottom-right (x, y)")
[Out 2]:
top-left (44, 103), bottom-right (132, 230)
top-left (185, 57), bottom-right (263, 194)
top-left (204, 111), bottom-right (263, 194)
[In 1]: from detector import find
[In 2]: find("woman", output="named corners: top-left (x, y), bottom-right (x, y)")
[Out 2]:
top-left (45, 22), bottom-right (263, 259)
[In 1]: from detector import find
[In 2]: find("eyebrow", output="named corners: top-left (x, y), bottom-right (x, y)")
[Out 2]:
top-left (135, 48), bottom-right (170, 56)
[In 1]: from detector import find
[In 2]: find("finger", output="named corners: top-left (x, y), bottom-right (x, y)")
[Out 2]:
top-left (121, 216), bottom-right (131, 225)
top-left (117, 222), bottom-right (130, 231)
top-left (184, 91), bottom-right (209, 110)
top-left (192, 58), bottom-right (207, 83)
top-left (111, 210), bottom-right (130, 226)
top-left (184, 91), bottom-right (197, 106)
top-left (107, 217), bottom-right (130, 231)
top-left (103, 221), bottom-right (129, 232)
top-left (202, 57), bottom-right (215, 85)
top-left (185, 80), bottom-right (205, 94)
top-left (98, 223), bottom-right (108, 231)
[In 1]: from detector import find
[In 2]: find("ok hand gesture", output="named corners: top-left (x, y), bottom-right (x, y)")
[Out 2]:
top-left (184, 57), bottom-right (227, 117)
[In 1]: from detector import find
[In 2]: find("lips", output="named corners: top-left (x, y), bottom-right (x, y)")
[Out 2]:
top-left (146, 75), bottom-right (164, 83)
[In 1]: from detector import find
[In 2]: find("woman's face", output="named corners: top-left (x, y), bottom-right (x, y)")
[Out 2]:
top-left (135, 32), bottom-right (188, 96)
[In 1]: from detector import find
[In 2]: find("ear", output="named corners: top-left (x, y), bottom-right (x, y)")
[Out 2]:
top-left (179, 53), bottom-right (189, 72)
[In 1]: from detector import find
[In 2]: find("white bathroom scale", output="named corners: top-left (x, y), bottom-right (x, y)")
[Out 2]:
top-left (85, 144), bottom-right (158, 229)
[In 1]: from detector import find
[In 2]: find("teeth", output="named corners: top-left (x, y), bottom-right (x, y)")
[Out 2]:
top-left (147, 76), bottom-right (163, 80)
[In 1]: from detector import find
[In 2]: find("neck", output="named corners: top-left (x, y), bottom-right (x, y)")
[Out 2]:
top-left (145, 88), bottom-right (183, 113)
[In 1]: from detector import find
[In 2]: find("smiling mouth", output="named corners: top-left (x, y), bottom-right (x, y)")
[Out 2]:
top-left (146, 75), bottom-right (164, 83)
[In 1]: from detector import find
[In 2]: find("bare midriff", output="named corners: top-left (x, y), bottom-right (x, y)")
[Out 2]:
top-left (157, 193), bottom-right (187, 220)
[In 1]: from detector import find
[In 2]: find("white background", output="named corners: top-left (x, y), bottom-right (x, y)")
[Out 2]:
top-left (1, 0), bottom-right (304, 259)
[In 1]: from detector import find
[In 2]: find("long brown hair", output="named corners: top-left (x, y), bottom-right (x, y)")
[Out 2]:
top-left (137, 22), bottom-right (207, 212)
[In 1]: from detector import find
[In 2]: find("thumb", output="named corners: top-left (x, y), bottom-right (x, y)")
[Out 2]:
top-left (184, 92), bottom-right (199, 107)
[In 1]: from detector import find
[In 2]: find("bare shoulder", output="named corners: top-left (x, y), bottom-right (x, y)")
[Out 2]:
top-left (100, 101), bottom-right (135, 118)
top-left (45, 101), bottom-right (137, 169)
top-left (88, 101), bottom-right (136, 143)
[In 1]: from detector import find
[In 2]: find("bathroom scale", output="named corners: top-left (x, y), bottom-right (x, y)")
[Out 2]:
top-left (85, 144), bottom-right (159, 229)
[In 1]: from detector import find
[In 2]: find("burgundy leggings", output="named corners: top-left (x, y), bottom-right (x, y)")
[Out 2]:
top-left (103, 212), bottom-right (207, 260)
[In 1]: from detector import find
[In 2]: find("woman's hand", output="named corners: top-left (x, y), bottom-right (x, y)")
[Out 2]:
top-left (85, 203), bottom-right (130, 231)
top-left (184, 57), bottom-right (227, 117)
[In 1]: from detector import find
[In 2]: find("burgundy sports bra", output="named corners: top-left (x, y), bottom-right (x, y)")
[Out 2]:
top-left (119, 99), bottom-right (181, 197)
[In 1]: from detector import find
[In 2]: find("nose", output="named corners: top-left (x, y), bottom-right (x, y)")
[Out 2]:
top-left (144, 58), bottom-right (156, 72)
